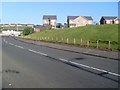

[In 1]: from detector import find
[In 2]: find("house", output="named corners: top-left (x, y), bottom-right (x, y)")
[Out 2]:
top-left (17, 24), bottom-right (23, 27)
top-left (34, 25), bottom-right (42, 32)
top-left (34, 25), bottom-right (52, 32)
top-left (0, 24), bottom-right (3, 27)
top-left (67, 16), bottom-right (93, 28)
top-left (17, 24), bottom-right (34, 27)
top-left (4, 24), bottom-right (9, 27)
top-left (10, 24), bottom-right (16, 27)
top-left (43, 15), bottom-right (57, 29)
top-left (26, 24), bottom-right (34, 28)
top-left (100, 16), bottom-right (120, 24)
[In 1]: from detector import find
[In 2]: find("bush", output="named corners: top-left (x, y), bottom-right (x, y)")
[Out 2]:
top-left (23, 27), bottom-right (34, 35)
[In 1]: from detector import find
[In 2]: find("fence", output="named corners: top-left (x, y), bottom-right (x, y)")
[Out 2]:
top-left (26, 36), bottom-right (119, 51)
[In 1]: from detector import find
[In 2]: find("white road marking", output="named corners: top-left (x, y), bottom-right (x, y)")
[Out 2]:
top-left (3, 38), bottom-right (119, 77)
top-left (8, 83), bottom-right (12, 86)
top-left (59, 58), bottom-right (69, 62)
top-left (9, 43), bottom-right (14, 46)
top-left (3, 39), bottom-right (5, 42)
top-left (94, 54), bottom-right (99, 55)
top-left (28, 49), bottom-right (47, 56)
top-left (59, 58), bottom-right (120, 77)
top-left (3, 39), bottom-right (8, 44)
top-left (14, 45), bottom-right (24, 49)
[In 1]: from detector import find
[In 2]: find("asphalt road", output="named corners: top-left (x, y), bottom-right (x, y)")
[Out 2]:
top-left (2, 36), bottom-right (120, 88)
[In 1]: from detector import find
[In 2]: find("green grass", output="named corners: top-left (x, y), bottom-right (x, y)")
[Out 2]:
top-left (22, 24), bottom-right (119, 51)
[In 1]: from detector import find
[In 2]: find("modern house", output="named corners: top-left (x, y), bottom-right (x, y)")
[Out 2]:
top-left (43, 15), bottom-right (57, 29)
top-left (26, 24), bottom-right (34, 28)
top-left (17, 24), bottom-right (23, 27)
top-left (10, 24), bottom-right (16, 27)
top-left (100, 16), bottom-right (120, 24)
top-left (3, 24), bottom-right (9, 27)
top-left (34, 25), bottom-right (42, 32)
top-left (0, 24), bottom-right (3, 27)
top-left (67, 16), bottom-right (93, 28)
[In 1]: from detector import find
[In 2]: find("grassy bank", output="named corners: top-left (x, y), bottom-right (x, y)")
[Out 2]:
top-left (22, 24), bottom-right (119, 51)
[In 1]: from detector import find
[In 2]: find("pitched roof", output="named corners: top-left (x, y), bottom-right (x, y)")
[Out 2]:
top-left (34, 25), bottom-right (43, 28)
top-left (43, 15), bottom-right (57, 19)
top-left (102, 16), bottom-right (117, 20)
top-left (67, 16), bottom-right (79, 20)
top-left (67, 16), bottom-right (93, 20)
top-left (83, 16), bottom-right (93, 20)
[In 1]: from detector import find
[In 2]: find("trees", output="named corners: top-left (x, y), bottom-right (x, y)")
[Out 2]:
top-left (57, 23), bottom-right (63, 28)
top-left (23, 27), bottom-right (34, 35)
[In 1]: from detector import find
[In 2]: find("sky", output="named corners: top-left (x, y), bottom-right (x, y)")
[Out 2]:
top-left (1, 2), bottom-right (118, 25)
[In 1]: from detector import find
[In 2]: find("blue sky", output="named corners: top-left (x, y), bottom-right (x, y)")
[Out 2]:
top-left (1, 2), bottom-right (118, 24)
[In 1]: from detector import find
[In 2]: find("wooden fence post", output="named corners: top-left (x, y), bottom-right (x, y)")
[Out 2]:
top-left (109, 41), bottom-right (111, 49)
top-left (62, 37), bottom-right (63, 41)
top-left (97, 40), bottom-right (99, 48)
top-left (81, 38), bottom-right (83, 46)
top-left (67, 38), bottom-right (68, 44)
top-left (74, 38), bottom-right (75, 45)
top-left (56, 37), bottom-right (58, 41)
top-left (87, 40), bottom-right (90, 47)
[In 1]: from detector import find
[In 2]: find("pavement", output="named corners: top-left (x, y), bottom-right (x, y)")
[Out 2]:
top-left (2, 36), bottom-right (120, 88)
top-left (15, 37), bottom-right (119, 60)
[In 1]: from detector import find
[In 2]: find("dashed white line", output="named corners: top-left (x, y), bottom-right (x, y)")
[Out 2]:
top-left (14, 45), bottom-right (24, 49)
top-left (36, 51), bottom-right (48, 56)
top-left (3, 38), bottom-right (120, 77)
top-left (9, 43), bottom-right (14, 46)
top-left (28, 49), bottom-right (47, 56)
top-left (59, 58), bottom-right (120, 77)
top-left (3, 39), bottom-right (5, 42)
top-left (59, 58), bottom-right (69, 62)
top-left (5, 41), bottom-right (8, 43)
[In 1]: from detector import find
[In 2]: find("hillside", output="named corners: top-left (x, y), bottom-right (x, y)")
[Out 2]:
top-left (23, 24), bottom-right (119, 51)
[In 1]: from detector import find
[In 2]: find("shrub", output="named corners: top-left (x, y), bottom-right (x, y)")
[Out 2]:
top-left (23, 27), bottom-right (34, 35)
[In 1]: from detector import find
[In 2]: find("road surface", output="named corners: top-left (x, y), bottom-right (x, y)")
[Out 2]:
top-left (2, 36), bottom-right (119, 88)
